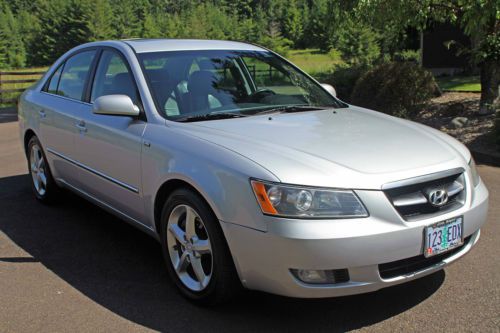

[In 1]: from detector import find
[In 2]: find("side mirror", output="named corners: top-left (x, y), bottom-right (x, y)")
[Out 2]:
top-left (320, 83), bottom-right (337, 97)
top-left (92, 95), bottom-right (140, 117)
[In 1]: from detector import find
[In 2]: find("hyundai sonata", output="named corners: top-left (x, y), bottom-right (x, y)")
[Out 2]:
top-left (18, 39), bottom-right (489, 304)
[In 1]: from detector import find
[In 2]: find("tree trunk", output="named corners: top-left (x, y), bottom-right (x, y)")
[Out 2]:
top-left (479, 58), bottom-right (500, 115)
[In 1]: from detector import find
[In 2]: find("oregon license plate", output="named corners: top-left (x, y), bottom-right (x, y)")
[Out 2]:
top-left (424, 217), bottom-right (464, 257)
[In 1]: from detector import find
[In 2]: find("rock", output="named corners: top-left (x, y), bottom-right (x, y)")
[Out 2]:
top-left (451, 117), bottom-right (468, 128)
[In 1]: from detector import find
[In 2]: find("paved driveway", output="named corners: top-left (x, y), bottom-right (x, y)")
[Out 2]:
top-left (0, 119), bottom-right (498, 332)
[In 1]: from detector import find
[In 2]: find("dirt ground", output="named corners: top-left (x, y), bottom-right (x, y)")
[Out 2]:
top-left (414, 92), bottom-right (499, 157)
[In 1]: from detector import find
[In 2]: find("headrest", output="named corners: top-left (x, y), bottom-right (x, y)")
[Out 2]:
top-left (187, 70), bottom-right (220, 94)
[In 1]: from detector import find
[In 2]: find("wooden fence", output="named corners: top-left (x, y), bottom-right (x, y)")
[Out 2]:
top-left (0, 70), bottom-right (46, 106)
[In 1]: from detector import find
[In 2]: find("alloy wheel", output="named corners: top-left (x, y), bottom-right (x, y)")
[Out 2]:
top-left (30, 144), bottom-right (47, 196)
top-left (166, 204), bottom-right (213, 292)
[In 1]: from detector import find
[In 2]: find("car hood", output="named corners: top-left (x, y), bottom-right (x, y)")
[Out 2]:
top-left (174, 106), bottom-right (469, 189)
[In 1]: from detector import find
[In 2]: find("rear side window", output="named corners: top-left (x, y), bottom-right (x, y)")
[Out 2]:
top-left (56, 50), bottom-right (96, 100)
top-left (47, 65), bottom-right (63, 94)
top-left (91, 50), bottom-right (139, 104)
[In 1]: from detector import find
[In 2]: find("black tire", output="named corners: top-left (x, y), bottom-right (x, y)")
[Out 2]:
top-left (160, 188), bottom-right (241, 305)
top-left (27, 136), bottom-right (60, 204)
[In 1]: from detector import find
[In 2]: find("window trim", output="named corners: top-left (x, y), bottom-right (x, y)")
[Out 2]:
top-left (87, 46), bottom-right (146, 120)
top-left (41, 47), bottom-right (99, 102)
top-left (43, 62), bottom-right (65, 94)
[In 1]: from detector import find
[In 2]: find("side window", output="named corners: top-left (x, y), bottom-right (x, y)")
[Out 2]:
top-left (91, 50), bottom-right (139, 104)
top-left (46, 65), bottom-right (63, 94)
top-left (57, 51), bottom-right (96, 100)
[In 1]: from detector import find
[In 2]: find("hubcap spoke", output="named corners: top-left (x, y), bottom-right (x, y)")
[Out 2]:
top-left (192, 239), bottom-right (211, 254)
top-left (175, 251), bottom-right (190, 273)
top-left (190, 256), bottom-right (207, 287)
top-left (168, 224), bottom-right (186, 245)
top-left (38, 173), bottom-right (47, 187)
top-left (37, 155), bottom-right (44, 169)
top-left (31, 161), bottom-right (37, 172)
top-left (184, 207), bottom-right (197, 239)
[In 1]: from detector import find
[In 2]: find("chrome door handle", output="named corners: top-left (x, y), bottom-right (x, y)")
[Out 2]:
top-left (76, 120), bottom-right (87, 132)
top-left (38, 110), bottom-right (46, 119)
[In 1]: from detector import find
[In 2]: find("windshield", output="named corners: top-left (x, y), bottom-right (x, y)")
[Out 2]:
top-left (139, 50), bottom-right (344, 121)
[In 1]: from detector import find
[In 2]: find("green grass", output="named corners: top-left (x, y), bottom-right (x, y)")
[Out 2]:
top-left (287, 49), bottom-right (344, 77)
top-left (436, 75), bottom-right (481, 92)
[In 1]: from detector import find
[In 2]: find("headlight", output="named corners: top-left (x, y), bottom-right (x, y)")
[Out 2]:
top-left (250, 180), bottom-right (368, 218)
top-left (469, 158), bottom-right (480, 187)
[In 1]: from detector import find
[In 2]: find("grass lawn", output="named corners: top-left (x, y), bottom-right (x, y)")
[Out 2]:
top-left (436, 75), bottom-right (481, 92)
top-left (287, 49), bottom-right (343, 77)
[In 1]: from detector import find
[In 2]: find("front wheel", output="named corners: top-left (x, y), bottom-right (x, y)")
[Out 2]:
top-left (160, 188), bottom-right (240, 305)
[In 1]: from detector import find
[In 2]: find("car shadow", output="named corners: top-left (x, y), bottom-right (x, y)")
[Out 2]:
top-left (0, 107), bottom-right (18, 124)
top-left (0, 174), bottom-right (445, 332)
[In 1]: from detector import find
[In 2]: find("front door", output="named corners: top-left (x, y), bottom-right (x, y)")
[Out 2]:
top-left (74, 49), bottom-right (146, 223)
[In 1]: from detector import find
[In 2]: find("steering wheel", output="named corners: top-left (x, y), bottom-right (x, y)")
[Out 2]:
top-left (246, 89), bottom-right (276, 103)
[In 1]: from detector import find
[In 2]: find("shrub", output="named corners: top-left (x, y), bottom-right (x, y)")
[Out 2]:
top-left (350, 62), bottom-right (441, 117)
top-left (393, 49), bottom-right (420, 63)
top-left (320, 65), bottom-right (366, 101)
top-left (327, 48), bottom-right (342, 61)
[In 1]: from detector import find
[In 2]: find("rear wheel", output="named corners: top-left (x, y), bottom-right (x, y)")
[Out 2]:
top-left (160, 188), bottom-right (240, 305)
top-left (27, 136), bottom-right (59, 203)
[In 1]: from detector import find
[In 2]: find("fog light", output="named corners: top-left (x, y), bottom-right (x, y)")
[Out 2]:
top-left (290, 269), bottom-right (350, 284)
top-left (296, 269), bottom-right (329, 284)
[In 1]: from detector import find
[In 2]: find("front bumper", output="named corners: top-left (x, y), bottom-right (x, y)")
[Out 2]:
top-left (221, 179), bottom-right (489, 298)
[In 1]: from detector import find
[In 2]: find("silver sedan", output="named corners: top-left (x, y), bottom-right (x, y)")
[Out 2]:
top-left (18, 39), bottom-right (489, 304)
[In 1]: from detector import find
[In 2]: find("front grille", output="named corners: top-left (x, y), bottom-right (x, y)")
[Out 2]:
top-left (379, 236), bottom-right (471, 279)
top-left (384, 170), bottom-right (466, 221)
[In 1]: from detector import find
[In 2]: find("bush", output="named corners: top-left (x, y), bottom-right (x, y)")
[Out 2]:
top-left (350, 62), bottom-right (441, 117)
top-left (393, 49), bottom-right (420, 63)
top-left (321, 65), bottom-right (366, 101)
top-left (327, 48), bottom-right (342, 61)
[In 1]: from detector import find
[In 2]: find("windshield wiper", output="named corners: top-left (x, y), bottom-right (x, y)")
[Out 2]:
top-left (252, 105), bottom-right (329, 115)
top-left (176, 112), bottom-right (247, 123)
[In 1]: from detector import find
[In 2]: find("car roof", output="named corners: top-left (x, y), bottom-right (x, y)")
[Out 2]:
top-left (121, 39), bottom-right (266, 54)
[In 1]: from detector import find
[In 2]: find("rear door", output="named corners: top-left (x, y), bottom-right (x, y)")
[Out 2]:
top-left (73, 49), bottom-right (146, 223)
top-left (37, 49), bottom-right (97, 185)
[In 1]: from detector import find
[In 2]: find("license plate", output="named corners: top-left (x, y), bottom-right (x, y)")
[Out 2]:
top-left (424, 217), bottom-right (464, 257)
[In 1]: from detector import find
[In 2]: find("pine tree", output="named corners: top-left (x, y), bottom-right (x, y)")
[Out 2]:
top-left (0, 7), bottom-right (27, 68)
top-left (282, 0), bottom-right (303, 47)
top-left (29, 0), bottom-right (66, 65)
top-left (142, 12), bottom-right (162, 38)
top-left (59, 0), bottom-right (93, 53)
top-left (89, 0), bottom-right (114, 41)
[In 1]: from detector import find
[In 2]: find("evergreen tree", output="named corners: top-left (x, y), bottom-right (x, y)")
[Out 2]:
top-left (0, 7), bottom-right (27, 68)
top-left (29, 0), bottom-right (66, 65)
top-left (282, 0), bottom-right (303, 47)
top-left (89, 0), bottom-right (114, 41)
top-left (111, 0), bottom-right (143, 38)
top-left (304, 0), bottom-right (329, 49)
top-left (59, 0), bottom-right (93, 53)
